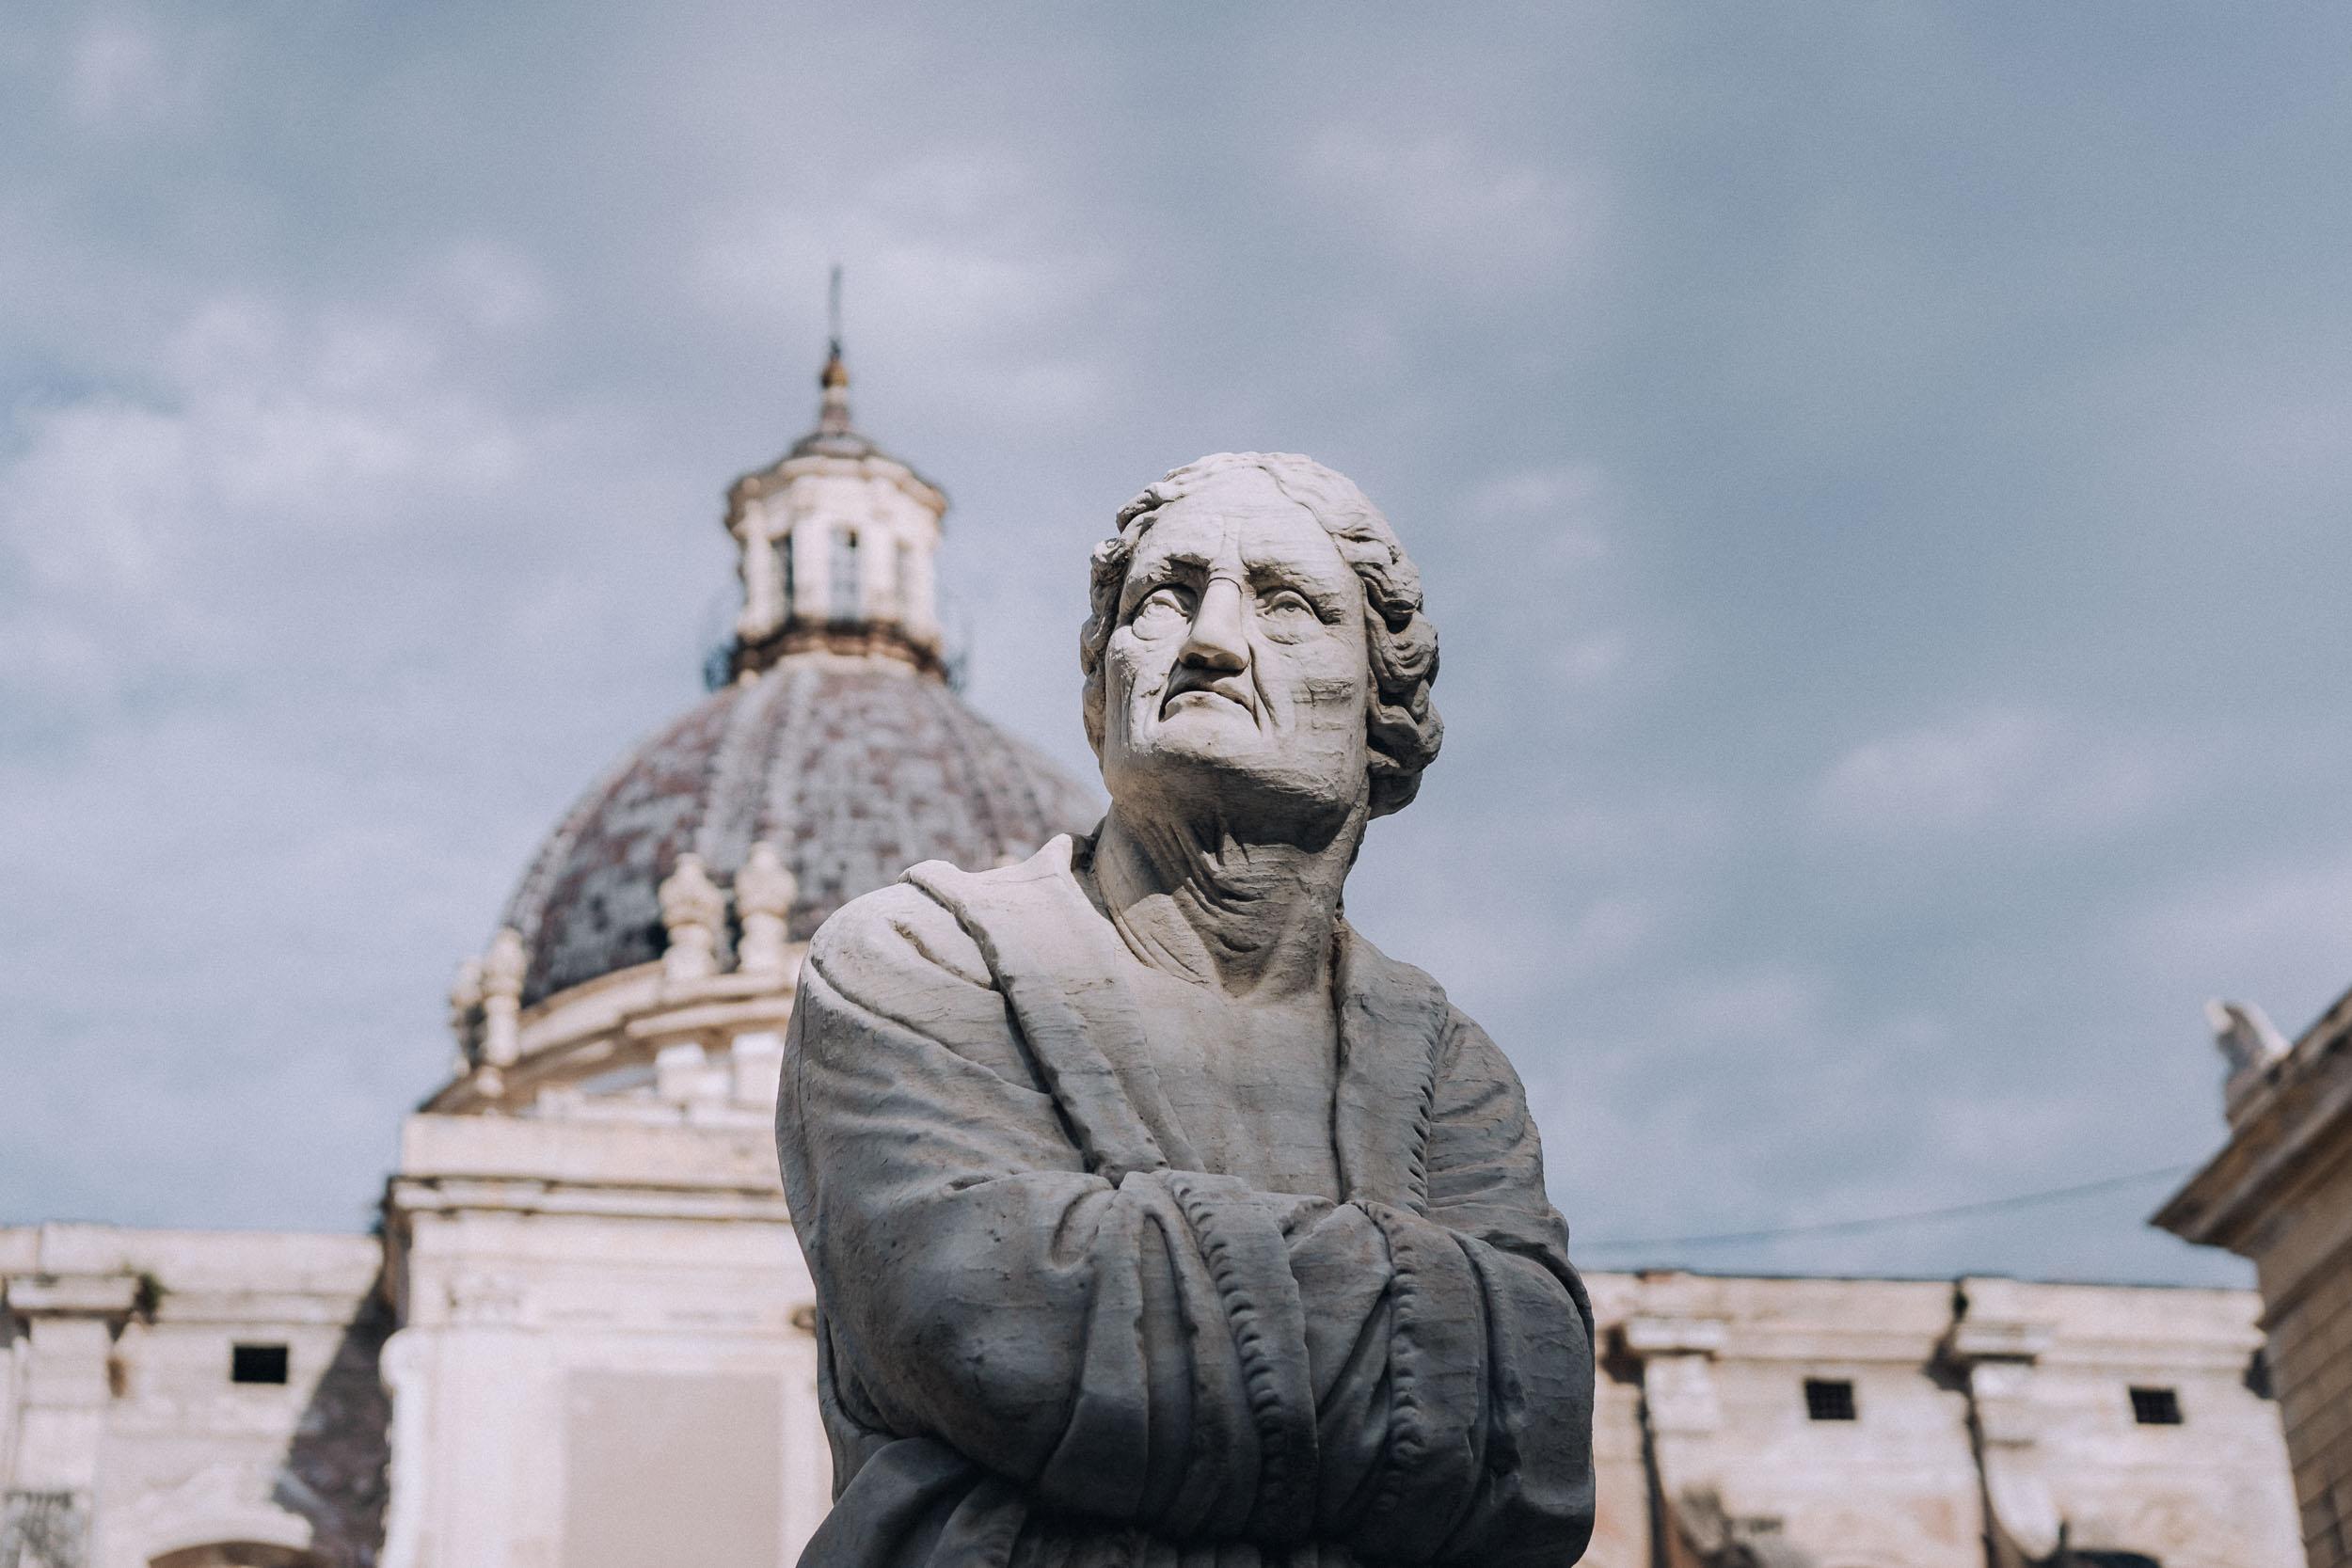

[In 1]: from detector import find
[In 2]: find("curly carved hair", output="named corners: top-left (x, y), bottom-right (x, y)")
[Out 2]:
top-left (1078, 451), bottom-right (1442, 818)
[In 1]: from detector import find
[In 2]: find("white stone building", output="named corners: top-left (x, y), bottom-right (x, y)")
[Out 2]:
top-left (0, 351), bottom-right (2311, 1568)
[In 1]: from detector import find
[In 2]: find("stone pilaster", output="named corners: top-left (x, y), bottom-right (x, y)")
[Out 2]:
top-left (1, 1272), bottom-right (137, 1568)
top-left (1945, 1308), bottom-right (2058, 1566)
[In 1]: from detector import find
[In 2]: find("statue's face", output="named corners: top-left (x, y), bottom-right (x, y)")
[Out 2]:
top-left (1100, 467), bottom-right (1371, 827)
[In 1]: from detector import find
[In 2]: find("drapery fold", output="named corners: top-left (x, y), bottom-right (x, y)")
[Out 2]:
top-left (778, 838), bottom-right (1595, 1568)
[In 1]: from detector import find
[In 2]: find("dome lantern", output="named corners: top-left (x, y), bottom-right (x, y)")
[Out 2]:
top-left (723, 330), bottom-right (948, 680)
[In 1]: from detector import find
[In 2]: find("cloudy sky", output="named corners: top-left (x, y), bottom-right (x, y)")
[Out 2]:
top-left (6, 3), bottom-right (2349, 1284)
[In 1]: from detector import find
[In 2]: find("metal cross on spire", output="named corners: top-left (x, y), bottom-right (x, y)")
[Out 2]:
top-left (827, 262), bottom-right (844, 360)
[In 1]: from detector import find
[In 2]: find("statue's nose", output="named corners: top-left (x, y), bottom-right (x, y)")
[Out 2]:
top-left (1180, 578), bottom-right (1249, 673)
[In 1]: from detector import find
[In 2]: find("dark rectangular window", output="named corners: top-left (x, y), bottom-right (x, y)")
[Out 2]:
top-left (830, 530), bottom-right (860, 621)
top-left (230, 1343), bottom-right (289, 1385)
top-left (1804, 1377), bottom-right (1856, 1421)
top-left (2129, 1385), bottom-right (2182, 1426)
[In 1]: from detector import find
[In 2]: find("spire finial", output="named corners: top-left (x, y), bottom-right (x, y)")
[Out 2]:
top-left (818, 264), bottom-right (851, 430)
top-left (827, 262), bottom-right (844, 361)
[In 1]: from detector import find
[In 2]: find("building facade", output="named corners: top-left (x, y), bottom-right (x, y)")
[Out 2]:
top-left (0, 1226), bottom-right (2305, 1568)
top-left (0, 351), bottom-right (2311, 1568)
top-left (2158, 993), bottom-right (2352, 1567)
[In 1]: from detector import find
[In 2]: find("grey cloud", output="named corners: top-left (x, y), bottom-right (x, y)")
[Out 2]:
top-left (1809, 706), bottom-right (2188, 842)
top-left (8, 2), bottom-right (2352, 1290)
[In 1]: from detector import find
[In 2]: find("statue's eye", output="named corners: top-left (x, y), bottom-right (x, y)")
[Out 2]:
top-left (1129, 584), bottom-right (1191, 635)
top-left (1261, 589), bottom-right (1316, 619)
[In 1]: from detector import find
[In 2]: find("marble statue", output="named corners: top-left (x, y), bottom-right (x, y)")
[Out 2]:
top-left (777, 452), bottom-right (1597, 1568)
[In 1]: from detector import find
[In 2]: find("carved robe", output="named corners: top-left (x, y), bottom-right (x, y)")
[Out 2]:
top-left (776, 837), bottom-right (1596, 1568)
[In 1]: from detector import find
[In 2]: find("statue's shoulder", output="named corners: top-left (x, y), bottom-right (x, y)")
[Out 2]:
top-left (803, 882), bottom-right (988, 1002)
top-left (805, 834), bottom-right (1089, 998)
top-left (1338, 923), bottom-right (1518, 1080)
top-left (898, 833), bottom-right (1088, 905)
top-left (1337, 921), bottom-right (1452, 1019)
top-left (894, 833), bottom-right (1098, 948)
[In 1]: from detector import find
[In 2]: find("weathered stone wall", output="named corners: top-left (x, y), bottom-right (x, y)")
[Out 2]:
top-left (0, 1225), bottom-right (387, 1568)
top-left (1589, 1270), bottom-right (2300, 1568)
top-left (2261, 1177), bottom-right (2352, 1568)
top-left (375, 1113), bottom-right (825, 1568)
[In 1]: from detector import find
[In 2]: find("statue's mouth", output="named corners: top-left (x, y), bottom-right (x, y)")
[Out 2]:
top-left (1161, 674), bottom-right (1256, 720)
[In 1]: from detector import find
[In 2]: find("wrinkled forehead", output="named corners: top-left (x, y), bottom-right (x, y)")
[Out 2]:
top-left (1128, 468), bottom-right (1352, 582)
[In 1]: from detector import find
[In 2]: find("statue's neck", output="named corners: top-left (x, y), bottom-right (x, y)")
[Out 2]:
top-left (1089, 801), bottom-right (1362, 1001)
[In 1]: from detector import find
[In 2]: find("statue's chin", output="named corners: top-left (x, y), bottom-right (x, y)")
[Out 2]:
top-left (1104, 732), bottom-right (1364, 846)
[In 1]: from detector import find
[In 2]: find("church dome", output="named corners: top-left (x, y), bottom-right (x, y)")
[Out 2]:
top-left (501, 657), bottom-right (1100, 1006)
top-left (448, 327), bottom-right (1104, 1049)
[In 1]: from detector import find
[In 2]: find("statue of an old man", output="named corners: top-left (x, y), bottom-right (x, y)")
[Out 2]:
top-left (778, 453), bottom-right (1597, 1568)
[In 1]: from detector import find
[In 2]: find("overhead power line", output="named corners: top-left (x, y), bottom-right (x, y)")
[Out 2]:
top-left (1573, 1162), bottom-right (2199, 1255)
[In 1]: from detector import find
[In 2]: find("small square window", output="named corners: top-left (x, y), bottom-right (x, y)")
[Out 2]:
top-left (1804, 1378), bottom-right (1856, 1421)
top-left (2128, 1386), bottom-right (2182, 1426)
top-left (230, 1343), bottom-right (289, 1386)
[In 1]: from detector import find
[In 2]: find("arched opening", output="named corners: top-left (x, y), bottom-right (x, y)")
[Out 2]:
top-left (150, 1544), bottom-right (326, 1568)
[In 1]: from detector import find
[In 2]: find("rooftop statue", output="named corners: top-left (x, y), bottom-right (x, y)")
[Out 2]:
top-left (777, 452), bottom-right (1597, 1568)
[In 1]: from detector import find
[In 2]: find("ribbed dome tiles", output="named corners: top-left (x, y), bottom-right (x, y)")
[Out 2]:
top-left (501, 657), bottom-right (1102, 1006)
